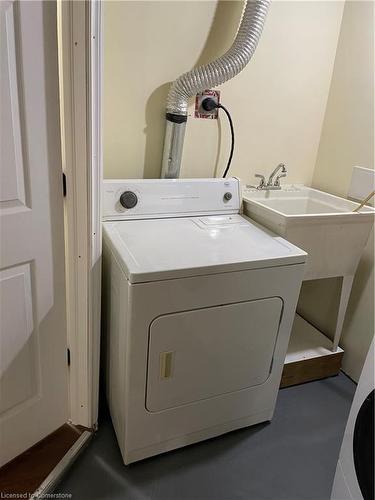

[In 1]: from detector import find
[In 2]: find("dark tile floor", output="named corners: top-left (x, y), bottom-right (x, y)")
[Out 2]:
top-left (55, 374), bottom-right (355, 500)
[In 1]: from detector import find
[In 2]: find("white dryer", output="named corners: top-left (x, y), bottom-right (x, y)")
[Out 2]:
top-left (102, 178), bottom-right (306, 464)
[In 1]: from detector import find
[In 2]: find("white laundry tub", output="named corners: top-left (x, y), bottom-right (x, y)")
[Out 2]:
top-left (242, 185), bottom-right (374, 280)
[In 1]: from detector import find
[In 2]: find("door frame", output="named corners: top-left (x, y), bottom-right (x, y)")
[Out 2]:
top-left (58, 0), bottom-right (102, 429)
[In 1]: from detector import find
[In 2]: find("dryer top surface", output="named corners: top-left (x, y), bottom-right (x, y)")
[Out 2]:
top-left (103, 214), bottom-right (306, 283)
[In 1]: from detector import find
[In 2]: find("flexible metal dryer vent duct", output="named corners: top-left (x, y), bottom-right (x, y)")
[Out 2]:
top-left (161, 0), bottom-right (271, 179)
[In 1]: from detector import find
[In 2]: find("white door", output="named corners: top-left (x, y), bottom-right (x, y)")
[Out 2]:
top-left (0, 0), bottom-right (68, 467)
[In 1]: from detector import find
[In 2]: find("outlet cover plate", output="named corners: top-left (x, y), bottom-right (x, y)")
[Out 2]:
top-left (195, 90), bottom-right (220, 119)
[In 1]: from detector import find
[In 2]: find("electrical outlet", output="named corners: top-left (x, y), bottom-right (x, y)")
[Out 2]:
top-left (195, 90), bottom-right (220, 119)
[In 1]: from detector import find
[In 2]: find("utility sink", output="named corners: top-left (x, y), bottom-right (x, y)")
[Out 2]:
top-left (242, 185), bottom-right (375, 280)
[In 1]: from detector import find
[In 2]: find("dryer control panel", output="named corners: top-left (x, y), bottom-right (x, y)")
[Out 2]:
top-left (102, 178), bottom-right (241, 220)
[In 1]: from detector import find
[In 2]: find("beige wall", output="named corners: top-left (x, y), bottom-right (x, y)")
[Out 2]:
top-left (298, 0), bottom-right (374, 381)
top-left (103, 1), bottom-right (344, 182)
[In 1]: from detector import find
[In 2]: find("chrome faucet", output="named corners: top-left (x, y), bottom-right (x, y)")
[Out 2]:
top-left (247, 163), bottom-right (287, 190)
top-left (266, 163), bottom-right (287, 187)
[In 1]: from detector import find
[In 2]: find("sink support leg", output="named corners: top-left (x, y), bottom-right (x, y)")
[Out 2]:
top-left (332, 275), bottom-right (354, 352)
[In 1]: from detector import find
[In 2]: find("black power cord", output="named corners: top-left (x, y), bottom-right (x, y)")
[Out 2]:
top-left (201, 98), bottom-right (235, 178)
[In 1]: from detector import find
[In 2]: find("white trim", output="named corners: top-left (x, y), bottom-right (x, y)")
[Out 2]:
top-left (88, 0), bottom-right (103, 427)
top-left (57, 0), bottom-right (102, 428)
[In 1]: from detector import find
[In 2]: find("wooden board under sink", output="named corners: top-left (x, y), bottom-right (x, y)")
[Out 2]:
top-left (280, 314), bottom-right (344, 388)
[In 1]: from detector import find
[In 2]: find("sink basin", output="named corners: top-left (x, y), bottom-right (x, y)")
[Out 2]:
top-left (242, 185), bottom-right (375, 280)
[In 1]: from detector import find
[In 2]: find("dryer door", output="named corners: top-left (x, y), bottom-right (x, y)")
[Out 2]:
top-left (146, 297), bottom-right (283, 412)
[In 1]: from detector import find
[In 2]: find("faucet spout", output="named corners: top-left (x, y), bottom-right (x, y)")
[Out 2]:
top-left (267, 163), bottom-right (287, 187)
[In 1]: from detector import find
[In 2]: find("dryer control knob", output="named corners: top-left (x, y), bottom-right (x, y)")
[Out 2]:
top-left (120, 191), bottom-right (138, 209)
top-left (224, 192), bottom-right (232, 201)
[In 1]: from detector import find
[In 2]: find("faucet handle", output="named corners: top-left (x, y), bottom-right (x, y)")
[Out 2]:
top-left (254, 173), bottom-right (266, 188)
top-left (274, 172), bottom-right (287, 187)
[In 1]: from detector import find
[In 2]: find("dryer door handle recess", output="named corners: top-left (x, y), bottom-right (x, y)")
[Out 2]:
top-left (160, 351), bottom-right (174, 379)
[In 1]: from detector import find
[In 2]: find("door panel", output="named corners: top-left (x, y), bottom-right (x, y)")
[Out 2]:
top-left (0, 0), bottom-right (26, 208)
top-left (0, 1), bottom-right (68, 467)
top-left (146, 298), bottom-right (283, 412)
top-left (0, 264), bottom-right (38, 415)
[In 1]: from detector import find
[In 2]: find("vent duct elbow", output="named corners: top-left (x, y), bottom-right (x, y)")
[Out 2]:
top-left (166, 0), bottom-right (271, 117)
top-left (161, 0), bottom-right (271, 178)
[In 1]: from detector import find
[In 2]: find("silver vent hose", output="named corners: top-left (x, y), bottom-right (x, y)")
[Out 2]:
top-left (161, 0), bottom-right (271, 178)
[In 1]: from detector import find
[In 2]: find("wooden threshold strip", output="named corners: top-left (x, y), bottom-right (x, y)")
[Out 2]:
top-left (0, 423), bottom-right (87, 496)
